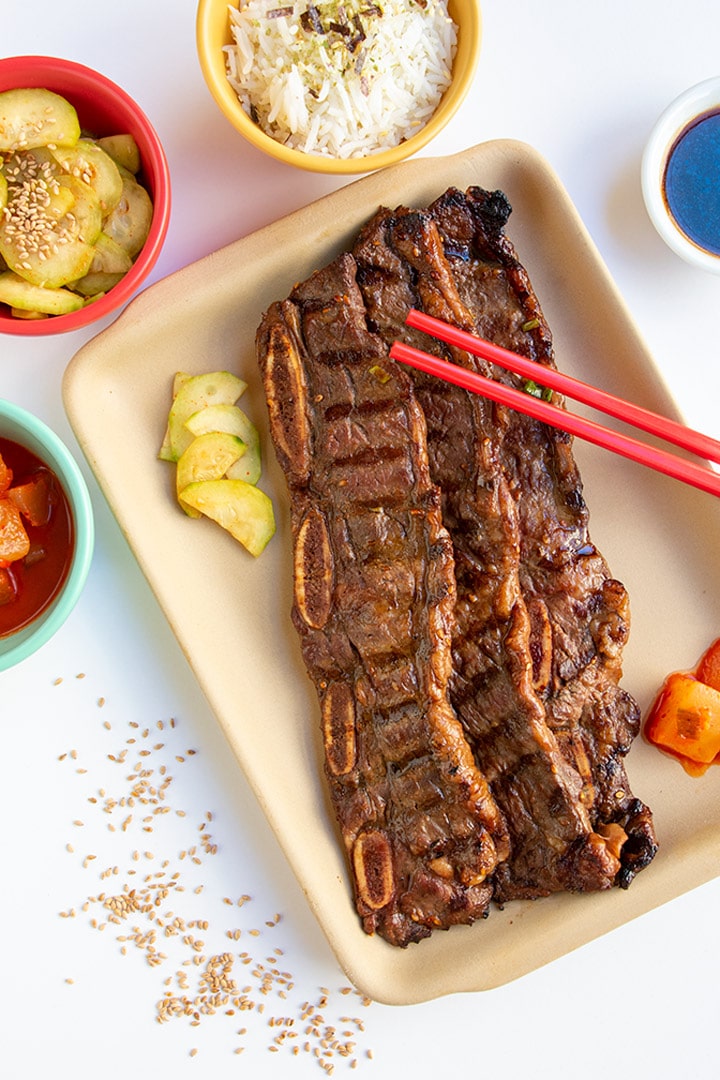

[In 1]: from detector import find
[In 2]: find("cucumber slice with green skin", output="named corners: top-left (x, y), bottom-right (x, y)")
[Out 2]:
top-left (0, 270), bottom-right (84, 314)
top-left (185, 403), bottom-right (262, 485)
top-left (176, 432), bottom-right (247, 518)
top-left (59, 174), bottom-right (103, 241)
top-left (0, 164), bottom-right (102, 288)
top-left (96, 134), bottom-right (141, 175)
top-left (0, 173), bottom-right (7, 213)
top-left (1, 147), bottom-right (75, 218)
top-left (10, 306), bottom-right (49, 320)
top-left (61, 233), bottom-right (128, 298)
top-left (159, 372), bottom-right (194, 461)
top-left (0, 88), bottom-right (81, 152)
top-left (102, 170), bottom-right (153, 259)
top-left (52, 140), bottom-right (123, 214)
top-left (180, 479), bottom-right (275, 557)
top-left (88, 232), bottom-right (133, 275)
top-left (225, 449), bottom-right (261, 486)
top-left (173, 372), bottom-right (193, 395)
top-left (69, 270), bottom-right (125, 297)
top-left (167, 372), bottom-right (247, 461)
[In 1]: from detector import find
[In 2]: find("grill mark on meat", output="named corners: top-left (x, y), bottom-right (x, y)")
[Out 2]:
top-left (257, 253), bottom-right (508, 946)
top-left (352, 192), bottom-right (656, 899)
top-left (353, 203), bottom-right (599, 899)
top-left (428, 187), bottom-right (657, 884)
top-left (257, 186), bottom-right (656, 944)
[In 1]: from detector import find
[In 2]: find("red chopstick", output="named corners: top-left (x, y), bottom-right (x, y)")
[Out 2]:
top-left (404, 308), bottom-right (720, 465)
top-left (389, 337), bottom-right (720, 500)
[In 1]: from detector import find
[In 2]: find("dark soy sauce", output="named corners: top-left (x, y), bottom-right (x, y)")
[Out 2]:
top-left (663, 107), bottom-right (720, 256)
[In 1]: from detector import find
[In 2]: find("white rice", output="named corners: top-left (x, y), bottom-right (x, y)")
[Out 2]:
top-left (224, 0), bottom-right (457, 159)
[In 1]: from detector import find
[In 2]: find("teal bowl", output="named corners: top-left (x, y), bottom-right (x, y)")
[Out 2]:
top-left (0, 400), bottom-right (94, 670)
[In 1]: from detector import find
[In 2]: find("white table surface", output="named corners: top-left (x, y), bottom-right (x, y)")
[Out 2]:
top-left (3, 2), bottom-right (720, 1075)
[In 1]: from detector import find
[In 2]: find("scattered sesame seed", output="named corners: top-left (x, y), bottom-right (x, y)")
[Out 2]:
top-left (55, 689), bottom-right (376, 1069)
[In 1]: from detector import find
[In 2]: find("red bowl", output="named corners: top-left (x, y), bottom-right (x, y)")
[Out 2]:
top-left (0, 55), bottom-right (171, 336)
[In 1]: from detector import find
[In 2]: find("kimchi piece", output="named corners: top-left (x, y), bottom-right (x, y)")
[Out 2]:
top-left (645, 638), bottom-right (720, 776)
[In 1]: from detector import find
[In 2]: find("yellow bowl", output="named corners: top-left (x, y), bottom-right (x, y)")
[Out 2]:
top-left (196, 0), bottom-right (482, 175)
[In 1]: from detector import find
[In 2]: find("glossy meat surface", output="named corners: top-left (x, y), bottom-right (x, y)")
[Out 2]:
top-left (353, 187), bottom-right (656, 899)
top-left (256, 188), bottom-right (656, 945)
top-left (257, 253), bottom-right (507, 946)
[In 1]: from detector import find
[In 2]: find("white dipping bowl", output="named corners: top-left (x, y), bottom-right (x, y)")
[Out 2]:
top-left (641, 76), bottom-right (720, 274)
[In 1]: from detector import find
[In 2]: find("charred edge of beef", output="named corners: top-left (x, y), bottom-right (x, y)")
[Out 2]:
top-left (257, 252), bottom-right (509, 947)
top-left (436, 187), bottom-right (658, 886)
top-left (352, 188), bottom-right (656, 899)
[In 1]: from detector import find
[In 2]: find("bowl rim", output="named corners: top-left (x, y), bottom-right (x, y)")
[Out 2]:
top-left (196, 0), bottom-right (482, 175)
top-left (0, 399), bottom-right (95, 670)
top-left (641, 75), bottom-right (720, 275)
top-left (0, 54), bottom-right (172, 336)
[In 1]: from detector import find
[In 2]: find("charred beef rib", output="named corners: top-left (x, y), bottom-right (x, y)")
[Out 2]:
top-left (256, 187), bottom-right (656, 945)
top-left (257, 253), bottom-right (508, 947)
top-left (352, 187), bottom-right (657, 902)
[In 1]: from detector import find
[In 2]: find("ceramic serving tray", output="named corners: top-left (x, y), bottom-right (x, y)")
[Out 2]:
top-left (63, 140), bottom-right (720, 1005)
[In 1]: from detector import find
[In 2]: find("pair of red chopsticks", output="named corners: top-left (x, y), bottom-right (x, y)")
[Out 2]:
top-left (389, 309), bottom-right (720, 499)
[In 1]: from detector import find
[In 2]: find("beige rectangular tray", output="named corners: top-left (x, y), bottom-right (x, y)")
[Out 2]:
top-left (63, 140), bottom-right (720, 1005)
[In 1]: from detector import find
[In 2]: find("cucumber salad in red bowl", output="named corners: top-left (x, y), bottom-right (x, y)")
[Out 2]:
top-left (0, 56), bottom-right (171, 335)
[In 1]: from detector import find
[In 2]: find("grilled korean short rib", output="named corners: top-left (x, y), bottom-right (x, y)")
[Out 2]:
top-left (256, 186), bottom-right (656, 944)
top-left (256, 253), bottom-right (508, 947)
top-left (352, 187), bottom-right (657, 900)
